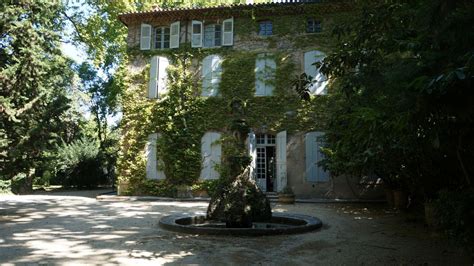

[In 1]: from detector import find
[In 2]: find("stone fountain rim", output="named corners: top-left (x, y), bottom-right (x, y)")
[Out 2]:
top-left (159, 212), bottom-right (322, 236)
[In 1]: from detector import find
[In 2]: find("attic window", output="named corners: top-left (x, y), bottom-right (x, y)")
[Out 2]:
top-left (258, 20), bottom-right (273, 36)
top-left (203, 24), bottom-right (222, 48)
top-left (307, 18), bottom-right (322, 33)
top-left (155, 27), bottom-right (170, 49)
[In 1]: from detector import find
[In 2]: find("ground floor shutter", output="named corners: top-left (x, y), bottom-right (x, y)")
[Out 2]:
top-left (248, 131), bottom-right (257, 179)
top-left (305, 131), bottom-right (329, 182)
top-left (200, 132), bottom-right (221, 180)
top-left (146, 133), bottom-right (165, 180)
top-left (276, 131), bottom-right (287, 192)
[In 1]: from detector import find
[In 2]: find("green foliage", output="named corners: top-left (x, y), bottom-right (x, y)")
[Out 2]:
top-left (0, 0), bottom-right (75, 191)
top-left (54, 137), bottom-right (108, 188)
top-left (0, 180), bottom-right (11, 194)
top-left (191, 179), bottom-right (220, 197)
top-left (434, 189), bottom-right (474, 250)
top-left (131, 179), bottom-right (177, 197)
top-left (320, 0), bottom-right (474, 195)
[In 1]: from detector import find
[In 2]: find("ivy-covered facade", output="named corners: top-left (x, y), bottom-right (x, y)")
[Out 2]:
top-left (117, 1), bottom-right (379, 198)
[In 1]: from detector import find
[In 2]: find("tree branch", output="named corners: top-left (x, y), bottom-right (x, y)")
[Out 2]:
top-left (61, 11), bottom-right (87, 44)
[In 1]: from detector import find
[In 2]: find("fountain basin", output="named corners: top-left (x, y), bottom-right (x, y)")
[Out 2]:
top-left (159, 213), bottom-right (322, 236)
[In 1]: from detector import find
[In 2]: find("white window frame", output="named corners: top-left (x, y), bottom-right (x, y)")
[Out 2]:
top-left (155, 26), bottom-right (170, 49)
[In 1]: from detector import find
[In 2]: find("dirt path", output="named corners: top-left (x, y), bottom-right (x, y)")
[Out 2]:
top-left (0, 193), bottom-right (471, 265)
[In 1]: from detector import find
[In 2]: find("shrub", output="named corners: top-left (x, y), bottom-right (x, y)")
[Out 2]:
top-left (0, 179), bottom-right (12, 194)
top-left (139, 179), bottom-right (176, 197)
top-left (434, 189), bottom-right (474, 250)
top-left (191, 179), bottom-right (220, 198)
top-left (55, 137), bottom-right (108, 188)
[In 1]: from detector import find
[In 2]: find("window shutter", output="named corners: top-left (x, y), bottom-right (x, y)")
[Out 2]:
top-left (248, 131), bottom-right (257, 179)
top-left (305, 131), bottom-right (329, 182)
top-left (201, 56), bottom-right (212, 96)
top-left (148, 56), bottom-right (159, 98)
top-left (305, 132), bottom-right (317, 182)
top-left (210, 55), bottom-right (222, 96)
top-left (200, 133), bottom-right (212, 179)
top-left (170, 21), bottom-right (180, 48)
top-left (202, 55), bottom-right (222, 97)
top-left (265, 58), bottom-right (276, 96)
top-left (192, 20), bottom-right (203, 48)
top-left (276, 131), bottom-right (287, 192)
top-left (209, 132), bottom-right (221, 180)
top-left (222, 18), bottom-right (233, 46)
top-left (255, 57), bottom-right (266, 96)
top-left (200, 132), bottom-right (221, 180)
top-left (304, 50), bottom-right (328, 95)
top-left (140, 24), bottom-right (152, 50)
top-left (315, 133), bottom-right (329, 181)
top-left (157, 56), bottom-right (169, 97)
top-left (146, 133), bottom-right (158, 179)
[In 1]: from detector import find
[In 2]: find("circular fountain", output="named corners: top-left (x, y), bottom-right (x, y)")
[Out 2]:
top-left (159, 213), bottom-right (322, 236)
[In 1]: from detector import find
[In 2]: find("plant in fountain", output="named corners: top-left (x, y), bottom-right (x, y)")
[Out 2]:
top-left (207, 99), bottom-right (272, 228)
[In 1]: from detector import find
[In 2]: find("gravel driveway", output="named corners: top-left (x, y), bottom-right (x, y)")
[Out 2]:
top-left (0, 192), bottom-right (471, 265)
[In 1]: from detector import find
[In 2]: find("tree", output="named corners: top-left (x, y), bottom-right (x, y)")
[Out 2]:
top-left (0, 1), bottom-right (75, 191)
top-left (319, 0), bottom-right (474, 197)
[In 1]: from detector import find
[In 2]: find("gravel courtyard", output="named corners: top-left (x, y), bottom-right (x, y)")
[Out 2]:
top-left (0, 192), bottom-right (471, 265)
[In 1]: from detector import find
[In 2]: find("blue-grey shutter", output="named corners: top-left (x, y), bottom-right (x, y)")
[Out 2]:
top-left (148, 56), bottom-right (159, 98)
top-left (305, 132), bottom-right (318, 182)
top-left (305, 131), bottom-right (329, 182)
top-left (192, 20), bottom-right (203, 48)
top-left (222, 18), bottom-right (234, 46)
top-left (304, 50), bottom-right (328, 95)
top-left (315, 133), bottom-right (329, 181)
top-left (140, 24), bottom-right (152, 50)
top-left (170, 21), bottom-right (180, 48)
top-left (255, 57), bottom-right (266, 96)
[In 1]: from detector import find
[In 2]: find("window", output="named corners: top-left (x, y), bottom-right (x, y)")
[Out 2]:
top-left (307, 18), bottom-right (322, 33)
top-left (258, 20), bottom-right (273, 36)
top-left (256, 134), bottom-right (275, 145)
top-left (255, 54), bottom-right (276, 96)
top-left (204, 24), bottom-right (222, 48)
top-left (155, 27), bottom-right (170, 49)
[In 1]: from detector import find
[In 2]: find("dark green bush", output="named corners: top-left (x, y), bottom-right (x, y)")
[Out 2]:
top-left (55, 137), bottom-right (109, 188)
top-left (435, 189), bottom-right (474, 250)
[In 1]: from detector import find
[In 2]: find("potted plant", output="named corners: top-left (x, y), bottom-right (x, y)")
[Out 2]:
top-left (278, 186), bottom-right (295, 204)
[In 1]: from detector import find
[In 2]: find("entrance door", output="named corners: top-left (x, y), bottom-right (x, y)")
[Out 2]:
top-left (255, 134), bottom-right (276, 192)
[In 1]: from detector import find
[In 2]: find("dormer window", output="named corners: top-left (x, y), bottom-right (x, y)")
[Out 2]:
top-left (155, 27), bottom-right (170, 49)
top-left (307, 18), bottom-right (322, 33)
top-left (258, 20), bottom-right (273, 36)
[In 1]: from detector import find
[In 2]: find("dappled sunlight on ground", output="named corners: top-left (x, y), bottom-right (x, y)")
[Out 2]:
top-left (0, 194), bottom-right (471, 265)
